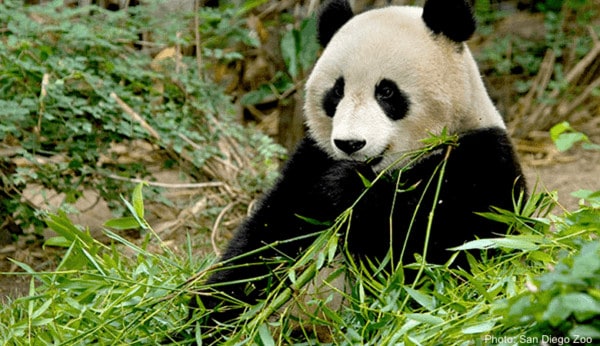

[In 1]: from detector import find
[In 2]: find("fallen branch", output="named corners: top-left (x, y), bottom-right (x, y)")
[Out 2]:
top-left (510, 49), bottom-right (555, 131)
top-left (557, 75), bottom-right (600, 118)
top-left (561, 27), bottom-right (600, 87)
top-left (106, 173), bottom-right (225, 189)
top-left (510, 34), bottom-right (600, 138)
top-left (211, 202), bottom-right (238, 257)
top-left (110, 92), bottom-right (161, 140)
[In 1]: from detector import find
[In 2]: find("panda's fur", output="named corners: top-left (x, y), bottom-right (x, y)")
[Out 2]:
top-left (190, 0), bottom-right (527, 340)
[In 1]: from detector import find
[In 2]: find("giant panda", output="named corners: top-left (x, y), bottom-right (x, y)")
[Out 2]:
top-left (188, 0), bottom-right (527, 340)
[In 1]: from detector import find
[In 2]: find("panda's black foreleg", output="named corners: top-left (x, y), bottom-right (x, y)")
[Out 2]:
top-left (186, 137), bottom-right (374, 341)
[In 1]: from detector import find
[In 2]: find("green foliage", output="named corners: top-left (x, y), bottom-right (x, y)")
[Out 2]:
top-left (536, 0), bottom-right (565, 13)
top-left (498, 232), bottom-right (600, 343)
top-left (0, 134), bottom-right (599, 345)
top-left (550, 121), bottom-right (600, 152)
top-left (473, 0), bottom-right (509, 35)
top-left (280, 15), bottom-right (319, 80)
top-left (480, 36), bottom-right (546, 77)
top-left (199, 3), bottom-right (262, 61)
top-left (0, 0), bottom-right (284, 232)
top-left (476, 0), bottom-right (598, 96)
top-left (488, 189), bottom-right (600, 343)
top-left (0, 184), bottom-right (196, 344)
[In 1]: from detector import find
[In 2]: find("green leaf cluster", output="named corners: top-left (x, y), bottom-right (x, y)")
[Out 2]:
top-left (0, 185), bottom-right (198, 344)
top-left (280, 15), bottom-right (319, 79)
top-left (550, 121), bottom-right (600, 152)
top-left (0, 0), bottom-right (284, 231)
top-left (499, 239), bottom-right (600, 341)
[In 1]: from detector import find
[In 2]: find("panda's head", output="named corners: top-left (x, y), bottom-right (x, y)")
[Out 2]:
top-left (305, 0), bottom-right (506, 171)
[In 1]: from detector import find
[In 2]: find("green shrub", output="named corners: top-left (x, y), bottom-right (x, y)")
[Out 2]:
top-left (476, 0), bottom-right (598, 94)
top-left (499, 239), bottom-right (600, 343)
top-left (0, 0), bottom-right (284, 234)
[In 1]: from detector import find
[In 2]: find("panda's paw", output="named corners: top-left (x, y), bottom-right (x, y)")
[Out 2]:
top-left (325, 160), bottom-right (373, 185)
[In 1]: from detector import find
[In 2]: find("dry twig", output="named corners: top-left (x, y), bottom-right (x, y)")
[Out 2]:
top-left (509, 32), bottom-right (600, 138)
top-left (110, 92), bottom-right (161, 140)
top-left (210, 202), bottom-right (238, 257)
top-left (105, 173), bottom-right (225, 189)
top-left (194, 0), bottom-right (203, 80)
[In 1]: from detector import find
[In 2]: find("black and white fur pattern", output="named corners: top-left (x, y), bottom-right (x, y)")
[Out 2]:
top-left (189, 0), bottom-right (527, 339)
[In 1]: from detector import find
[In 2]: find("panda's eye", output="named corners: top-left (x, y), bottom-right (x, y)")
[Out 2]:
top-left (374, 79), bottom-right (410, 121)
top-left (334, 85), bottom-right (343, 97)
top-left (375, 81), bottom-right (395, 100)
top-left (377, 86), bottom-right (394, 99)
top-left (322, 77), bottom-right (345, 118)
top-left (333, 78), bottom-right (344, 98)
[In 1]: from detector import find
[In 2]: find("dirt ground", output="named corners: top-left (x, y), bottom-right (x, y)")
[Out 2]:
top-left (521, 146), bottom-right (600, 211)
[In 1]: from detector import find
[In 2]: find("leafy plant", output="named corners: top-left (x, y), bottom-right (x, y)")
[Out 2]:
top-left (1, 133), bottom-right (599, 345)
top-left (0, 184), bottom-right (196, 344)
top-left (550, 121), bottom-right (600, 152)
top-left (476, 0), bottom-right (598, 95)
top-left (497, 203), bottom-right (600, 343)
top-left (0, 0), bottom-right (284, 234)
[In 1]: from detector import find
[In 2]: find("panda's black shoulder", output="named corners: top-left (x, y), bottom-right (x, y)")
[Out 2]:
top-left (454, 127), bottom-right (523, 171)
top-left (405, 126), bottom-right (526, 199)
top-left (455, 127), bottom-right (525, 190)
top-left (252, 135), bottom-right (339, 211)
top-left (277, 136), bottom-right (333, 180)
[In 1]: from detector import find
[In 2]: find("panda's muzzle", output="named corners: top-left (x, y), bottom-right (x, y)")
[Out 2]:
top-left (333, 138), bottom-right (387, 166)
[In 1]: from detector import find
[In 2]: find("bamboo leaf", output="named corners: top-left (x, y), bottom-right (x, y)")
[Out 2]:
top-left (404, 286), bottom-right (436, 311)
top-left (104, 217), bottom-right (141, 230)
top-left (461, 321), bottom-right (495, 334)
top-left (132, 182), bottom-right (146, 219)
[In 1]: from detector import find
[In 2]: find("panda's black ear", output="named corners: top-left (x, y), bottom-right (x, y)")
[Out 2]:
top-left (422, 0), bottom-right (476, 43)
top-left (317, 0), bottom-right (354, 47)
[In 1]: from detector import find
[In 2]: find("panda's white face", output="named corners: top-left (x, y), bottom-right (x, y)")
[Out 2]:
top-left (304, 5), bottom-right (505, 172)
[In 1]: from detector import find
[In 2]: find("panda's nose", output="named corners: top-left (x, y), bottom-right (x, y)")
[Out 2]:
top-left (334, 139), bottom-right (366, 155)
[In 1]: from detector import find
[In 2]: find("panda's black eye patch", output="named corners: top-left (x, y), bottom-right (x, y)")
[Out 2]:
top-left (375, 79), bottom-right (410, 121)
top-left (322, 77), bottom-right (345, 118)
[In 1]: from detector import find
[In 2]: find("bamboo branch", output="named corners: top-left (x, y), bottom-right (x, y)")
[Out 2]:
top-left (557, 75), bottom-right (600, 118)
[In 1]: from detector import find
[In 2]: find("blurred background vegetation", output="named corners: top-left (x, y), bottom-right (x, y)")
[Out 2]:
top-left (0, 0), bottom-right (598, 297)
